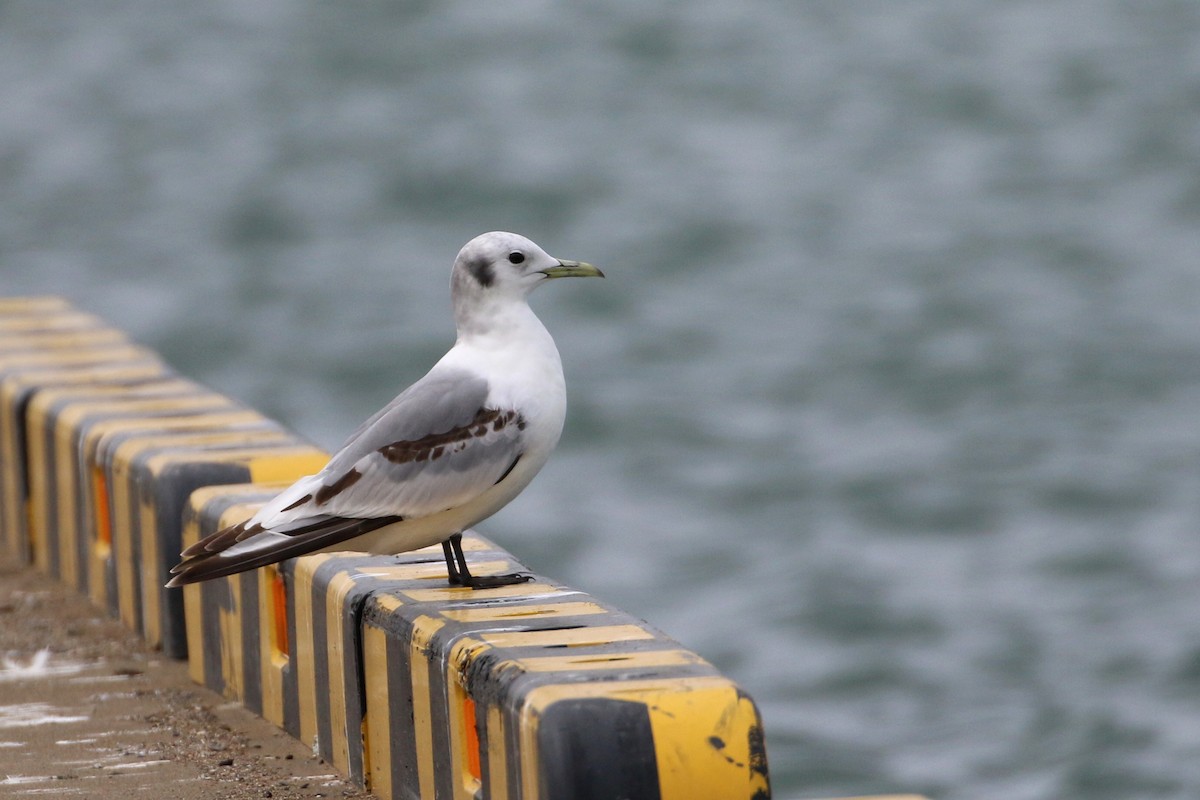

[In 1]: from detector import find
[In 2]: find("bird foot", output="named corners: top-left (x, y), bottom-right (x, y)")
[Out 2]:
top-left (450, 571), bottom-right (533, 590)
top-left (442, 535), bottom-right (532, 589)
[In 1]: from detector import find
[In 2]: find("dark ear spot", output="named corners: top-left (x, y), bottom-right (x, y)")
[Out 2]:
top-left (465, 254), bottom-right (494, 287)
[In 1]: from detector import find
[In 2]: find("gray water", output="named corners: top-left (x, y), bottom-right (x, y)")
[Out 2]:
top-left (4, 3), bottom-right (1200, 798)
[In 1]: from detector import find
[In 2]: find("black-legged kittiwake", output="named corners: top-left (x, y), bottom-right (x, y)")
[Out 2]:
top-left (167, 231), bottom-right (603, 589)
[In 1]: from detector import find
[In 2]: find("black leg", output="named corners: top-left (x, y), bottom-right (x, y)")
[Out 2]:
top-left (442, 538), bottom-right (464, 585)
top-left (444, 532), bottom-right (532, 589)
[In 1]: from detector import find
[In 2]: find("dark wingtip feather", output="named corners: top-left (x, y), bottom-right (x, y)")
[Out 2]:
top-left (179, 520), bottom-right (250, 559)
top-left (165, 553), bottom-right (252, 588)
top-left (164, 515), bottom-right (406, 589)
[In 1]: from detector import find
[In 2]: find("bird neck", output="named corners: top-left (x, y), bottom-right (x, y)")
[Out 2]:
top-left (454, 296), bottom-right (551, 349)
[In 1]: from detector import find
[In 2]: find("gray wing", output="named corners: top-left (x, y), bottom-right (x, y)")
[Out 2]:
top-left (326, 367), bottom-right (491, 474)
top-left (267, 365), bottom-right (527, 521)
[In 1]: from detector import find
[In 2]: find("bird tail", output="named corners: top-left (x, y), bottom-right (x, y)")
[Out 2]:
top-left (165, 514), bottom-right (404, 587)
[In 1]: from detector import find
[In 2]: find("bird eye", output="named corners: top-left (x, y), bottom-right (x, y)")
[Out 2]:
top-left (508, 251), bottom-right (525, 264)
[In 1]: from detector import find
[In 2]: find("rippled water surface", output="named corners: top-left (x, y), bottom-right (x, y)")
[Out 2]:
top-left (4, 3), bottom-right (1200, 798)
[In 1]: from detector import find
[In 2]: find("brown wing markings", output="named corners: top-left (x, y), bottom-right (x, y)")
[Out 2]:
top-left (377, 408), bottom-right (524, 465)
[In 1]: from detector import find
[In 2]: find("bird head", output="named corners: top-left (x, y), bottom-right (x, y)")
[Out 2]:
top-left (450, 232), bottom-right (603, 332)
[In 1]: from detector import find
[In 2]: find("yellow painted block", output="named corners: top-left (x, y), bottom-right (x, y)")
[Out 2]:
top-left (362, 622), bottom-right (393, 799)
top-left (520, 676), bottom-right (769, 800)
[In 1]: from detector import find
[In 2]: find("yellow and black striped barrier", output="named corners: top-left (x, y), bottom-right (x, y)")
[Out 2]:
top-left (0, 301), bottom-right (164, 562)
top-left (115, 435), bottom-right (328, 656)
top-left (182, 483), bottom-right (311, 733)
top-left (2, 362), bottom-right (173, 574)
top-left (1, 297), bottom-right (784, 799)
top-left (181, 484), bottom-right (771, 800)
top-left (25, 378), bottom-right (223, 583)
top-left (357, 556), bottom-right (770, 800)
top-left (16, 365), bottom-right (328, 656)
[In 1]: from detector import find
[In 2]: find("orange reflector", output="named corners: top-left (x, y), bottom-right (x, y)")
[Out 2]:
top-left (464, 695), bottom-right (481, 781)
top-left (91, 466), bottom-right (111, 549)
top-left (269, 566), bottom-right (289, 659)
